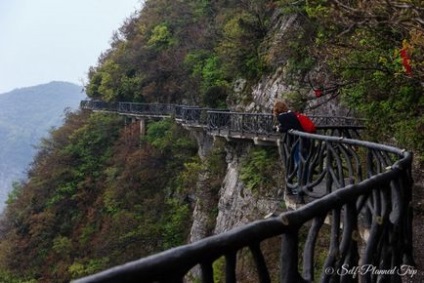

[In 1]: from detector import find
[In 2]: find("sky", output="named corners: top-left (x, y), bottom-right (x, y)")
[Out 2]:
top-left (0, 0), bottom-right (142, 94)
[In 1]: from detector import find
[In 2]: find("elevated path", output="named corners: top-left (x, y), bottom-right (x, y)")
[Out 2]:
top-left (75, 100), bottom-right (414, 283)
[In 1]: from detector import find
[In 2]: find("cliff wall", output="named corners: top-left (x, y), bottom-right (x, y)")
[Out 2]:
top-left (188, 12), bottom-right (349, 245)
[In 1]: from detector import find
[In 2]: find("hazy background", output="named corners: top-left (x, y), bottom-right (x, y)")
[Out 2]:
top-left (0, 1), bottom-right (142, 210)
top-left (0, 0), bottom-right (141, 94)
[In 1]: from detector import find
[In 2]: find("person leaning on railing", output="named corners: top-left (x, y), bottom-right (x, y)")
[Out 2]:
top-left (272, 100), bottom-right (316, 194)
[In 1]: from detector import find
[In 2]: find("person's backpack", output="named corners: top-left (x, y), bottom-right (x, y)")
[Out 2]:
top-left (295, 112), bottom-right (316, 133)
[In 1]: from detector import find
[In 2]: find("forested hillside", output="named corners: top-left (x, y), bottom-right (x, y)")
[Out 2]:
top-left (0, 1), bottom-right (423, 282)
top-left (85, 0), bottom-right (424, 153)
top-left (0, 81), bottom-right (85, 212)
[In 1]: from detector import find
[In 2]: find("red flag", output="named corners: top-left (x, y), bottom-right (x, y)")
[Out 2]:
top-left (314, 89), bottom-right (323, 98)
top-left (400, 40), bottom-right (412, 76)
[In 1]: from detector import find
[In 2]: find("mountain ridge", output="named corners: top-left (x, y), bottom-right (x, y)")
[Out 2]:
top-left (0, 81), bottom-right (86, 211)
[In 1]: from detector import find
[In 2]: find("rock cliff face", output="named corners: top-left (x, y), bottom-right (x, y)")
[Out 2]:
top-left (188, 130), bottom-right (216, 243)
top-left (188, 12), bottom-right (350, 244)
top-left (189, 137), bottom-right (283, 245)
top-left (214, 141), bottom-right (281, 235)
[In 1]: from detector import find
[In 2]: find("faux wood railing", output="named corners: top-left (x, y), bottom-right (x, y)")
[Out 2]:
top-left (74, 100), bottom-right (415, 283)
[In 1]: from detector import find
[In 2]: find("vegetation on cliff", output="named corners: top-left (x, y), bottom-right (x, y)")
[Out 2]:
top-left (0, 0), bottom-right (423, 282)
top-left (0, 111), bottom-right (200, 281)
top-left (0, 81), bottom-right (85, 211)
top-left (300, 0), bottom-right (424, 155)
top-left (85, 0), bottom-right (424, 155)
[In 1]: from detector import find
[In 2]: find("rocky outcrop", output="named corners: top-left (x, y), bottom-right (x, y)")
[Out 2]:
top-left (214, 141), bottom-right (282, 234)
top-left (188, 169), bottom-right (217, 242)
top-left (189, 136), bottom-right (283, 244)
top-left (188, 130), bottom-right (217, 244)
top-left (189, 10), bottom-right (353, 245)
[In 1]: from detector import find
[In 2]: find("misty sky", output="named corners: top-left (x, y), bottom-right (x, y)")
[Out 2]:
top-left (0, 0), bottom-right (141, 94)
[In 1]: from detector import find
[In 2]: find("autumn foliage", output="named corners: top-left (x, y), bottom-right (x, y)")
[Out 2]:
top-left (0, 111), bottom-right (198, 282)
top-left (1, 0), bottom-right (424, 281)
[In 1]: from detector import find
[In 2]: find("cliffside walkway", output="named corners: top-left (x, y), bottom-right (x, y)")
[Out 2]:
top-left (74, 100), bottom-right (415, 283)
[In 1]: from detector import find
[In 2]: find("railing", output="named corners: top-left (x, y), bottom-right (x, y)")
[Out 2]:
top-left (178, 106), bottom-right (220, 127)
top-left (118, 102), bottom-right (174, 117)
top-left (74, 100), bottom-right (414, 283)
top-left (81, 100), bottom-right (365, 130)
top-left (80, 100), bottom-right (119, 112)
top-left (208, 111), bottom-right (276, 137)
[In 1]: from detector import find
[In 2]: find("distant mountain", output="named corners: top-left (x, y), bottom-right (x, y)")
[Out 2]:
top-left (0, 81), bottom-right (86, 211)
